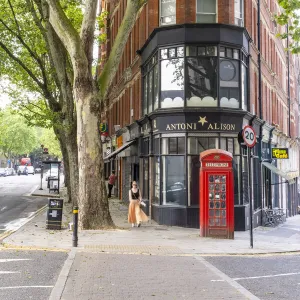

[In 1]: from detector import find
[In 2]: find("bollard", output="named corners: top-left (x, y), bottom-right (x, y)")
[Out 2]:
top-left (72, 206), bottom-right (78, 247)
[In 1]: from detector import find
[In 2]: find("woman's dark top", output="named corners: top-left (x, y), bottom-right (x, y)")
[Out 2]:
top-left (131, 189), bottom-right (140, 200)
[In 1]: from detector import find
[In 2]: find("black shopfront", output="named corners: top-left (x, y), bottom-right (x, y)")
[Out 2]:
top-left (134, 23), bottom-right (259, 229)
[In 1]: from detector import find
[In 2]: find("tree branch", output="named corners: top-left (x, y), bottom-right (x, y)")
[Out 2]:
top-left (0, 40), bottom-right (45, 91)
top-left (80, 0), bottom-right (98, 69)
top-left (45, 0), bottom-right (88, 74)
top-left (98, 0), bottom-right (147, 98)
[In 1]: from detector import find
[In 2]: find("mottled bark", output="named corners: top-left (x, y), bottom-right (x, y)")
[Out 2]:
top-left (76, 87), bottom-right (113, 228)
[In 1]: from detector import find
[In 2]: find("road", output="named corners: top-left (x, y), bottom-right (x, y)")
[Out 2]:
top-left (205, 254), bottom-right (300, 300)
top-left (0, 248), bottom-right (67, 300)
top-left (0, 174), bottom-right (47, 236)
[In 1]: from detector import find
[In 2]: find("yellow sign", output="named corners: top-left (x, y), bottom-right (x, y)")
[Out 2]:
top-left (272, 148), bottom-right (289, 159)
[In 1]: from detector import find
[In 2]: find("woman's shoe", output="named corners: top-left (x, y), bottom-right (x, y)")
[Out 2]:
top-left (132, 223), bottom-right (135, 227)
top-left (137, 223), bottom-right (141, 227)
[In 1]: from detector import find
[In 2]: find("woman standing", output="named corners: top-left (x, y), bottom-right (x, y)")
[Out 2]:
top-left (128, 181), bottom-right (148, 227)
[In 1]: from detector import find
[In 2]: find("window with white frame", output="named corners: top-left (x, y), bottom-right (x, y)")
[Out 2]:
top-left (234, 0), bottom-right (244, 26)
top-left (196, 0), bottom-right (217, 23)
top-left (160, 0), bottom-right (176, 26)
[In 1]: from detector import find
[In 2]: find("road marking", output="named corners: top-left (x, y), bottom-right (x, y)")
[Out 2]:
top-left (233, 272), bottom-right (300, 281)
top-left (196, 257), bottom-right (260, 300)
top-left (0, 259), bottom-right (33, 263)
top-left (0, 207), bottom-right (7, 212)
top-left (0, 271), bottom-right (20, 274)
top-left (211, 279), bottom-right (225, 282)
top-left (0, 286), bottom-right (54, 290)
top-left (28, 185), bottom-right (39, 196)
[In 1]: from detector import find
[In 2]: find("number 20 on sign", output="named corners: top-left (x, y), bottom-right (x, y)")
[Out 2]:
top-left (242, 125), bottom-right (256, 148)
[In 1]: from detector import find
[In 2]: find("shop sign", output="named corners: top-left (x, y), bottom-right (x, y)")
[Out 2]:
top-left (100, 123), bottom-right (108, 133)
top-left (205, 162), bottom-right (229, 167)
top-left (153, 113), bottom-right (242, 132)
top-left (272, 148), bottom-right (289, 159)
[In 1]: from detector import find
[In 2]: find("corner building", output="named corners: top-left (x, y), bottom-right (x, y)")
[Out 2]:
top-left (101, 0), bottom-right (300, 229)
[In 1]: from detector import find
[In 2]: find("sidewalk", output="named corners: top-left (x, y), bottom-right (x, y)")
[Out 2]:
top-left (2, 196), bottom-right (300, 254)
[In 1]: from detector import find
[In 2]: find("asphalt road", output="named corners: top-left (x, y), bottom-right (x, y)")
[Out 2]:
top-left (205, 254), bottom-right (300, 300)
top-left (0, 174), bottom-right (47, 235)
top-left (0, 248), bottom-right (67, 300)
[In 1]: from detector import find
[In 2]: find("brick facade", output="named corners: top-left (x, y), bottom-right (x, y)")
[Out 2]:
top-left (104, 0), bottom-right (299, 140)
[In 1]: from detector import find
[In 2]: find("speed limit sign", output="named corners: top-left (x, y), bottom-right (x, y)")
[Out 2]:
top-left (242, 125), bottom-right (256, 148)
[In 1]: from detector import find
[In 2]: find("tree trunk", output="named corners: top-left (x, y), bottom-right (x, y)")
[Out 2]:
top-left (55, 126), bottom-right (79, 205)
top-left (76, 90), bottom-right (114, 229)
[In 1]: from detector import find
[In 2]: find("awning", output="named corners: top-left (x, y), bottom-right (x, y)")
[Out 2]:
top-left (104, 139), bottom-right (136, 161)
top-left (262, 162), bottom-right (297, 184)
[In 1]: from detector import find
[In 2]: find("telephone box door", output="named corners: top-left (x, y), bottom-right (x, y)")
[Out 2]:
top-left (200, 150), bottom-right (234, 239)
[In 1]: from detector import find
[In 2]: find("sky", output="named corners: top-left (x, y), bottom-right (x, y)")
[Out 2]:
top-left (0, 94), bottom-right (10, 109)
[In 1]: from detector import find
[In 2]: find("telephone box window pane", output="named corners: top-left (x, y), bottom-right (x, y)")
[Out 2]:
top-left (215, 201), bottom-right (220, 208)
top-left (209, 210), bottom-right (214, 217)
top-left (209, 219), bottom-right (214, 226)
top-left (215, 210), bottom-right (220, 217)
top-left (215, 219), bottom-right (220, 226)
top-left (221, 219), bottom-right (226, 226)
top-left (221, 193), bottom-right (226, 200)
top-left (209, 175), bottom-right (214, 183)
top-left (221, 210), bottom-right (226, 217)
top-left (221, 184), bottom-right (226, 192)
top-left (221, 201), bottom-right (226, 208)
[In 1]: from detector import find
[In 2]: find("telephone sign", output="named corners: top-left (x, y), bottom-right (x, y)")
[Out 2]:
top-left (242, 125), bottom-right (256, 148)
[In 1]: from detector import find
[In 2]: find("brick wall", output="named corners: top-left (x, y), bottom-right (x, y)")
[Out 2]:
top-left (103, 0), bottom-right (300, 139)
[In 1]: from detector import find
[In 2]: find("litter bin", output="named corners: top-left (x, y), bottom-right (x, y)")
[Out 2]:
top-left (46, 198), bottom-right (63, 230)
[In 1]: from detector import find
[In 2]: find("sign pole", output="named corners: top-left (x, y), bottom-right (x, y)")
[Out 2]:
top-left (247, 146), bottom-right (254, 248)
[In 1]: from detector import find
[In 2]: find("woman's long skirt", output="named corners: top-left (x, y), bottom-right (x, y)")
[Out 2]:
top-left (128, 200), bottom-right (148, 224)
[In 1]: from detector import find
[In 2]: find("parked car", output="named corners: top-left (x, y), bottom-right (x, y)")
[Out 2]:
top-left (0, 168), bottom-right (8, 177)
top-left (35, 167), bottom-right (42, 173)
top-left (27, 166), bottom-right (35, 175)
top-left (45, 168), bottom-right (59, 181)
top-left (17, 166), bottom-right (28, 176)
top-left (6, 168), bottom-right (16, 176)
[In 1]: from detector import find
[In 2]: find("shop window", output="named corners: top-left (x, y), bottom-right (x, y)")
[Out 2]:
top-left (160, 47), bottom-right (184, 108)
top-left (196, 0), bottom-right (216, 23)
top-left (162, 137), bottom-right (185, 154)
top-left (234, 0), bottom-right (244, 26)
top-left (162, 156), bottom-right (186, 205)
top-left (143, 158), bottom-right (149, 199)
top-left (153, 157), bottom-right (160, 204)
top-left (160, 0), bottom-right (176, 26)
top-left (153, 137), bottom-right (160, 154)
top-left (187, 137), bottom-right (217, 154)
top-left (188, 156), bottom-right (200, 206)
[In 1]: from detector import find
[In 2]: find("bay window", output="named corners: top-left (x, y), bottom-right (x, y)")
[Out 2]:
top-left (142, 45), bottom-right (248, 112)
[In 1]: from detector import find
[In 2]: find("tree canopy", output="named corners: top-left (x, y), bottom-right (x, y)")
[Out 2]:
top-left (0, 109), bottom-right (37, 158)
top-left (277, 0), bottom-right (300, 53)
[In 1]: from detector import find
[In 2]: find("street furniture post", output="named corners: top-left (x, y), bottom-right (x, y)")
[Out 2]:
top-left (73, 206), bottom-right (79, 247)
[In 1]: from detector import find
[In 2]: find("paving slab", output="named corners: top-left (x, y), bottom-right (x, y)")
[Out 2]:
top-left (2, 197), bottom-right (300, 255)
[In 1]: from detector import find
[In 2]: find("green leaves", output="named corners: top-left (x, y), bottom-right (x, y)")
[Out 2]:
top-left (0, 108), bottom-right (37, 157)
top-left (276, 0), bottom-right (300, 52)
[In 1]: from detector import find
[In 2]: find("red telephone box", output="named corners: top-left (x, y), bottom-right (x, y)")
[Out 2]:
top-left (200, 149), bottom-right (234, 239)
